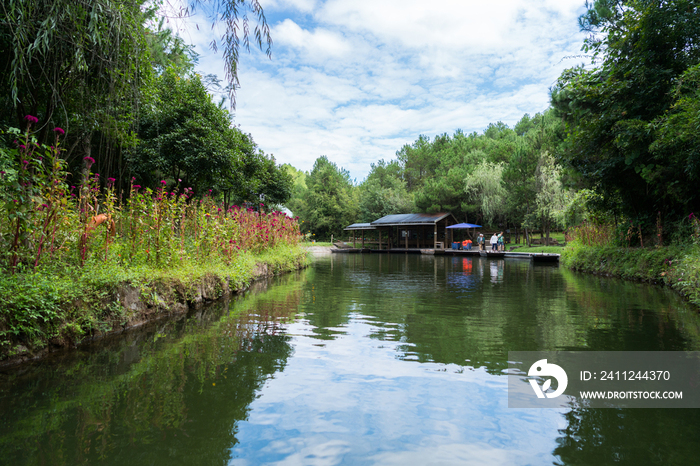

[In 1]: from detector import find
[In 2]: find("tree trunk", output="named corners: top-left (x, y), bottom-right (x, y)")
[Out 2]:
top-left (525, 227), bottom-right (531, 248)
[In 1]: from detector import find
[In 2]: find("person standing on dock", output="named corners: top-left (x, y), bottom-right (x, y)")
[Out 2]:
top-left (477, 233), bottom-right (485, 251)
top-left (497, 232), bottom-right (504, 251)
top-left (490, 233), bottom-right (498, 251)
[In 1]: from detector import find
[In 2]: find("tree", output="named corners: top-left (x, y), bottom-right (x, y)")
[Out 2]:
top-left (0, 0), bottom-right (149, 129)
top-left (127, 68), bottom-right (291, 207)
top-left (127, 69), bottom-right (236, 193)
top-left (464, 161), bottom-right (507, 226)
top-left (219, 148), bottom-right (293, 210)
top-left (503, 110), bottom-right (567, 242)
top-left (359, 161), bottom-right (414, 223)
top-left (166, 0), bottom-right (272, 107)
top-left (551, 0), bottom-right (700, 233)
top-left (282, 164), bottom-right (309, 217)
top-left (647, 64), bottom-right (700, 212)
top-left (1, 0), bottom-right (273, 192)
top-left (532, 154), bottom-right (570, 245)
top-left (0, 0), bottom-right (154, 189)
top-left (297, 156), bottom-right (358, 240)
top-left (395, 134), bottom-right (439, 191)
top-left (413, 148), bottom-right (483, 221)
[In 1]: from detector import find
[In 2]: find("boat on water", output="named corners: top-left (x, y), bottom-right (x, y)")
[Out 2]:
top-left (531, 253), bottom-right (560, 263)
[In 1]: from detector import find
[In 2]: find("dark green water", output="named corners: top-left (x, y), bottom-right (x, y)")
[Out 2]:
top-left (2, 253), bottom-right (700, 465)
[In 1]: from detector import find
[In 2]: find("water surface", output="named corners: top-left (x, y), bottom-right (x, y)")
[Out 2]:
top-left (2, 254), bottom-right (700, 465)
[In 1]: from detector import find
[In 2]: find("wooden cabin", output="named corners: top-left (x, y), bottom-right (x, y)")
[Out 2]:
top-left (344, 213), bottom-right (458, 250)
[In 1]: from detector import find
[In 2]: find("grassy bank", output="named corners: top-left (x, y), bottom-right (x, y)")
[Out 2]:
top-left (0, 244), bottom-right (308, 363)
top-left (561, 242), bottom-right (700, 307)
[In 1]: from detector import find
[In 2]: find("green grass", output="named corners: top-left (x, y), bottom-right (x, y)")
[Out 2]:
top-left (548, 232), bottom-right (566, 243)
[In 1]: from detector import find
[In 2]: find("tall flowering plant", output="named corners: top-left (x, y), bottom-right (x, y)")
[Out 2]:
top-left (1, 117), bottom-right (70, 271)
top-left (0, 123), bottom-right (302, 272)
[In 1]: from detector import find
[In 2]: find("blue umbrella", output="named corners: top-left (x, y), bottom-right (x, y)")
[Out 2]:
top-left (446, 223), bottom-right (482, 229)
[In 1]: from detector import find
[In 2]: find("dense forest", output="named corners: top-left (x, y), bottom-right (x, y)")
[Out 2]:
top-left (288, 0), bottom-right (700, 246)
top-left (0, 0), bottom-right (291, 206)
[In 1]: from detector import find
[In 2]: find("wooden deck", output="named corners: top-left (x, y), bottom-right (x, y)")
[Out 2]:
top-left (330, 247), bottom-right (559, 262)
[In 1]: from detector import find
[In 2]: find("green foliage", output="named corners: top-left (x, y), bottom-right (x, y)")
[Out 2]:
top-left (395, 134), bottom-right (439, 191)
top-left (292, 156), bottom-right (358, 240)
top-left (0, 0), bottom-right (149, 123)
top-left (531, 153), bottom-right (571, 233)
top-left (222, 147), bottom-right (293, 209)
top-left (562, 242), bottom-right (680, 282)
top-left (125, 69), bottom-right (291, 205)
top-left (551, 0), bottom-right (700, 233)
top-left (669, 248), bottom-right (700, 306)
top-left (648, 63), bottom-right (700, 200)
top-left (145, 17), bottom-right (197, 75)
top-left (0, 0), bottom-right (274, 191)
top-left (464, 160), bottom-right (506, 225)
top-left (286, 109), bottom-right (569, 238)
top-left (0, 244), bottom-right (307, 360)
top-left (358, 160), bottom-right (413, 223)
top-left (128, 69), bottom-right (233, 193)
top-left (0, 271), bottom-right (66, 351)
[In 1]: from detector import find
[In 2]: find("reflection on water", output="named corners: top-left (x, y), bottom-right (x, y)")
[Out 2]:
top-left (0, 276), bottom-right (305, 465)
top-left (1, 254), bottom-right (700, 465)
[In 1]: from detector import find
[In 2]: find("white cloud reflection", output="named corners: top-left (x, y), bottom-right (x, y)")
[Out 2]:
top-left (228, 316), bottom-right (566, 465)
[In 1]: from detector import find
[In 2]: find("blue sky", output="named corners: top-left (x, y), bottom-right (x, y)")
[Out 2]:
top-left (180, 0), bottom-right (589, 182)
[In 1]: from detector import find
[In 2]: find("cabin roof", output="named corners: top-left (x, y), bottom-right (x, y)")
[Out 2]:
top-left (370, 212), bottom-right (457, 226)
top-left (344, 223), bottom-right (377, 231)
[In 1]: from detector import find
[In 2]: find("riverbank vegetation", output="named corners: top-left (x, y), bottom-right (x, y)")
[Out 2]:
top-left (0, 1), bottom-right (307, 361)
top-left (0, 125), bottom-right (303, 360)
top-left (563, 218), bottom-right (700, 307)
top-left (0, 122), bottom-right (302, 360)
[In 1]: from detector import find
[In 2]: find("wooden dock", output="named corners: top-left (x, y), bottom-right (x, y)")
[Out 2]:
top-left (330, 247), bottom-right (559, 263)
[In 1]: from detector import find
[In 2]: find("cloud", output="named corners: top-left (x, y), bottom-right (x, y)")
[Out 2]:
top-left (273, 19), bottom-right (352, 58)
top-left (188, 0), bottom-right (588, 180)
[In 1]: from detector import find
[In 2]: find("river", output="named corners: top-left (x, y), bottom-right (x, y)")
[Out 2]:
top-left (1, 253), bottom-right (699, 465)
